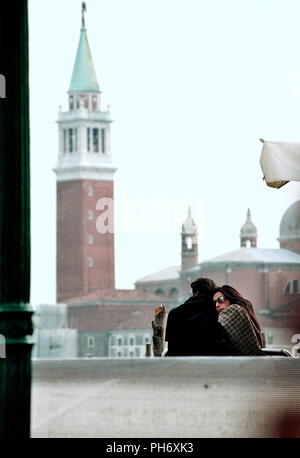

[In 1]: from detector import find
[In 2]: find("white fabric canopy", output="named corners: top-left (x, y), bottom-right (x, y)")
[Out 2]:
top-left (260, 139), bottom-right (300, 188)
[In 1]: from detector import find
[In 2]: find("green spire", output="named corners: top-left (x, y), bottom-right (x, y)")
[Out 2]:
top-left (69, 23), bottom-right (100, 93)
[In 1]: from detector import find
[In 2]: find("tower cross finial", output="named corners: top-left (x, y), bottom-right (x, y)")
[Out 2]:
top-left (81, 2), bottom-right (87, 29)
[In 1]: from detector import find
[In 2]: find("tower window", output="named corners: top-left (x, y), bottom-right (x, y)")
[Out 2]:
top-left (87, 235), bottom-right (93, 245)
top-left (87, 128), bottom-right (91, 152)
top-left (93, 128), bottom-right (99, 153)
top-left (63, 129), bottom-right (67, 153)
top-left (87, 210), bottom-right (93, 220)
top-left (186, 237), bottom-right (192, 250)
top-left (69, 95), bottom-right (74, 110)
top-left (77, 94), bottom-right (88, 109)
top-left (74, 128), bottom-right (77, 152)
top-left (87, 187), bottom-right (93, 196)
top-left (68, 128), bottom-right (73, 153)
top-left (87, 257), bottom-right (93, 267)
top-left (92, 95), bottom-right (98, 110)
top-left (101, 128), bottom-right (106, 153)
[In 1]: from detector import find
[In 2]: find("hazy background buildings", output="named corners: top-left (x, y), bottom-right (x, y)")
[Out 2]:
top-left (29, 0), bottom-right (299, 306)
top-left (25, 0), bottom-right (300, 358)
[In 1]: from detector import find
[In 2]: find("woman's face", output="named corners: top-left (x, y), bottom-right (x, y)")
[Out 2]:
top-left (213, 292), bottom-right (231, 313)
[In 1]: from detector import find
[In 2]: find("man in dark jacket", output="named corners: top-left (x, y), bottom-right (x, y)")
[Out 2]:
top-left (165, 277), bottom-right (227, 356)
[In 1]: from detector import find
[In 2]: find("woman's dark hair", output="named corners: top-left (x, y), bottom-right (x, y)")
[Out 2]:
top-left (212, 284), bottom-right (265, 347)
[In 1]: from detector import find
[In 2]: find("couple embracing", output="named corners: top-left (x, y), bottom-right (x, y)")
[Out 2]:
top-left (165, 277), bottom-right (265, 357)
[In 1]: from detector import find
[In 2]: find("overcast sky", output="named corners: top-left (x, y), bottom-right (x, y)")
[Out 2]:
top-left (29, 0), bottom-right (300, 305)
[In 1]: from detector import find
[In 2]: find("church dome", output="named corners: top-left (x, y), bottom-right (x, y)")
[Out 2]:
top-left (279, 200), bottom-right (300, 241)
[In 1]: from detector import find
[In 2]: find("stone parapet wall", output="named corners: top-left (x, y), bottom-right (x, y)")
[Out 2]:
top-left (31, 357), bottom-right (300, 438)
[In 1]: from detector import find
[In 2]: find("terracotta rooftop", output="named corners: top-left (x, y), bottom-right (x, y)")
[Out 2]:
top-left (68, 303), bottom-right (174, 331)
top-left (186, 248), bottom-right (300, 273)
top-left (135, 265), bottom-right (180, 284)
top-left (64, 288), bottom-right (176, 305)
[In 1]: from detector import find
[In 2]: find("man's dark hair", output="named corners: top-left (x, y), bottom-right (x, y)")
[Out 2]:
top-left (190, 277), bottom-right (217, 296)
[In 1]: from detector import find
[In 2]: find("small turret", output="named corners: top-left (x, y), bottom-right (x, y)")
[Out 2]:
top-left (181, 207), bottom-right (198, 271)
top-left (240, 209), bottom-right (257, 247)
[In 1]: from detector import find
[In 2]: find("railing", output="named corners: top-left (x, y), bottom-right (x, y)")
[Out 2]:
top-left (262, 348), bottom-right (292, 357)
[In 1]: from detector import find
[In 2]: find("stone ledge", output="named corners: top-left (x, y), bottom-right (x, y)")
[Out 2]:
top-left (31, 357), bottom-right (300, 438)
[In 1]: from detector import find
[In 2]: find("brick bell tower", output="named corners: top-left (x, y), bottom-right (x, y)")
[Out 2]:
top-left (54, 5), bottom-right (116, 302)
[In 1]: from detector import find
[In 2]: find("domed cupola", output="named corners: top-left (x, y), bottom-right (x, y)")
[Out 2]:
top-left (278, 200), bottom-right (300, 253)
top-left (240, 209), bottom-right (257, 247)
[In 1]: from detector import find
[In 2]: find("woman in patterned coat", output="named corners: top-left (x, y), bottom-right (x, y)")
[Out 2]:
top-left (212, 285), bottom-right (265, 356)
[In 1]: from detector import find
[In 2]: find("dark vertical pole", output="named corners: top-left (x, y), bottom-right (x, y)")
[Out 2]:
top-left (0, 0), bottom-right (33, 438)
